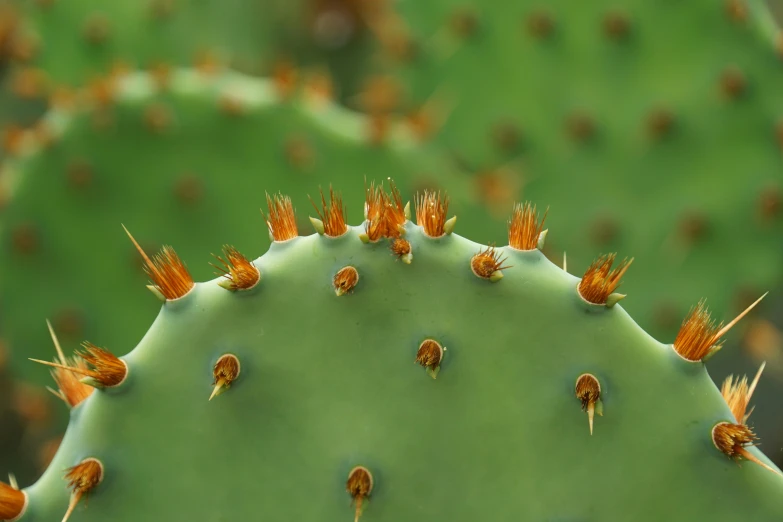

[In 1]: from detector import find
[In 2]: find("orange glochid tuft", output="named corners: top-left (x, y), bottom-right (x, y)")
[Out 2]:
top-left (470, 246), bottom-right (510, 279)
top-left (124, 226), bottom-right (194, 300)
top-left (575, 373), bottom-right (602, 435)
top-left (261, 192), bottom-right (299, 242)
top-left (673, 293), bottom-right (767, 362)
top-left (508, 202), bottom-right (548, 250)
top-left (0, 480), bottom-right (27, 521)
top-left (310, 186), bottom-right (348, 237)
top-left (390, 237), bottom-right (411, 259)
top-left (575, 374), bottom-right (601, 409)
top-left (210, 354), bottom-right (241, 400)
top-left (62, 458), bottom-right (104, 522)
top-left (30, 341), bottom-right (128, 388)
top-left (721, 362), bottom-right (765, 425)
top-left (712, 364), bottom-right (782, 475)
top-left (364, 180), bottom-right (406, 241)
top-left (76, 342), bottom-right (127, 387)
top-left (40, 320), bottom-right (94, 408)
top-left (577, 253), bottom-right (633, 305)
top-left (712, 422), bottom-right (757, 459)
top-left (333, 266), bottom-right (359, 296)
top-left (211, 246), bottom-right (260, 291)
top-left (415, 190), bottom-right (449, 237)
top-left (673, 300), bottom-right (722, 361)
top-left (50, 356), bottom-right (94, 408)
top-left (415, 339), bottom-right (443, 369)
top-left (35, 342), bottom-right (128, 389)
top-left (346, 466), bottom-right (373, 522)
top-left (711, 422), bottom-right (781, 476)
top-left (213, 354), bottom-right (240, 387)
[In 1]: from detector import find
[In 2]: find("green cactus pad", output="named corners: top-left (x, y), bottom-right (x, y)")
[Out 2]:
top-left (8, 0), bottom-right (783, 341)
top-left (13, 214), bottom-right (783, 521)
top-left (0, 67), bottom-right (488, 391)
top-left (370, 0), bottom-right (783, 337)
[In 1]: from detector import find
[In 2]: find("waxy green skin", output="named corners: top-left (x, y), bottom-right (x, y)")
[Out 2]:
top-left (380, 0), bottom-right (783, 464)
top-left (16, 223), bottom-right (783, 521)
top-left (1, 0), bottom-right (782, 501)
top-left (0, 67), bottom-right (499, 485)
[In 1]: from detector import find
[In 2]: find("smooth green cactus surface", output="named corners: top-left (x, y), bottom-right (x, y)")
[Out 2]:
top-left (14, 216), bottom-right (783, 521)
top-left (368, 0), bottom-right (783, 338)
top-left (0, 67), bottom-right (489, 390)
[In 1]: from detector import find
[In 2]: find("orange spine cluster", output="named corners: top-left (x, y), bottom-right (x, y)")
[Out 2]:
top-left (415, 190), bottom-right (449, 237)
top-left (262, 192), bottom-right (298, 242)
top-left (77, 342), bottom-right (127, 387)
top-left (713, 363), bottom-right (781, 475)
top-left (673, 293), bottom-right (766, 362)
top-left (44, 320), bottom-right (93, 408)
top-left (578, 254), bottom-right (633, 305)
top-left (346, 466), bottom-right (374, 522)
top-left (508, 202), bottom-right (548, 250)
top-left (470, 246), bottom-right (510, 280)
top-left (124, 226), bottom-right (194, 300)
top-left (310, 186), bottom-right (348, 237)
top-left (415, 339), bottom-right (444, 370)
top-left (63, 458), bottom-right (104, 522)
top-left (32, 342), bottom-right (127, 390)
top-left (50, 356), bottom-right (94, 407)
top-left (211, 246), bottom-right (260, 291)
top-left (334, 266), bottom-right (360, 296)
top-left (364, 181), bottom-right (406, 241)
top-left (0, 481), bottom-right (26, 521)
top-left (673, 300), bottom-right (723, 361)
top-left (210, 354), bottom-right (241, 400)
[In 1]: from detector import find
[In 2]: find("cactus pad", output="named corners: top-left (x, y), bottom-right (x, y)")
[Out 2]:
top-left (0, 67), bottom-right (486, 391)
top-left (372, 0), bottom-right (783, 337)
top-left (5, 187), bottom-right (783, 521)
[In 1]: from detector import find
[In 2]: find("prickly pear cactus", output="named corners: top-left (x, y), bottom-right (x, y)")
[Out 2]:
top-left (1, 186), bottom-right (782, 522)
top-left (5, 0), bottom-right (783, 340)
top-left (0, 66), bottom-right (489, 391)
top-left (363, 0), bottom-right (783, 338)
